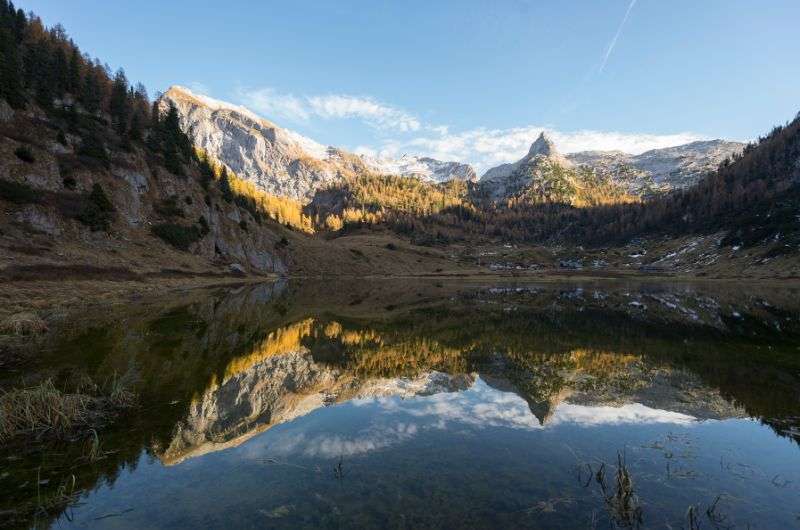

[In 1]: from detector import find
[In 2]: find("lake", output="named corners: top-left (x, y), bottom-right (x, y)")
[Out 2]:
top-left (2, 279), bottom-right (799, 529)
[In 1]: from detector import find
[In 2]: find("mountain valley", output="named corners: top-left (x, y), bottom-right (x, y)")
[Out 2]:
top-left (0, 2), bottom-right (798, 326)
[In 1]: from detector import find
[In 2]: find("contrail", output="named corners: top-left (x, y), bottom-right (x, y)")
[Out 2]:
top-left (599, 0), bottom-right (638, 74)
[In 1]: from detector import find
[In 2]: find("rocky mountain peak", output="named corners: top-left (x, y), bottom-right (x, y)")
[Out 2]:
top-left (528, 132), bottom-right (558, 158)
top-left (160, 86), bottom-right (477, 199)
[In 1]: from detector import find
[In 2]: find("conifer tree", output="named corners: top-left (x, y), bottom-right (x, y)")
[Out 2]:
top-left (52, 46), bottom-right (69, 95)
top-left (219, 166), bottom-right (234, 202)
top-left (0, 26), bottom-right (24, 107)
top-left (81, 65), bottom-right (102, 113)
top-left (109, 68), bottom-right (130, 134)
top-left (67, 47), bottom-right (81, 93)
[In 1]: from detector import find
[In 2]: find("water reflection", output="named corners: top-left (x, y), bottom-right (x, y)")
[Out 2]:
top-left (3, 279), bottom-right (800, 529)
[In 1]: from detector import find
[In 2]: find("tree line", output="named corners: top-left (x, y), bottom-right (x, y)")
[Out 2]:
top-left (309, 111), bottom-right (800, 250)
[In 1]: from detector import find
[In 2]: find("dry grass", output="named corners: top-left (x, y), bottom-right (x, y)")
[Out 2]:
top-left (0, 379), bottom-right (97, 440)
top-left (0, 312), bottom-right (48, 336)
top-left (0, 373), bottom-right (137, 441)
top-left (581, 452), bottom-right (643, 529)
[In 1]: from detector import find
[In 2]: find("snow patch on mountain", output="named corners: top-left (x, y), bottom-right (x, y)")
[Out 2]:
top-left (363, 154), bottom-right (477, 183)
top-left (566, 140), bottom-right (745, 193)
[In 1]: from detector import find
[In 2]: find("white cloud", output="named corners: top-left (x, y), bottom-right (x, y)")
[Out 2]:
top-left (260, 422), bottom-right (420, 459)
top-left (235, 87), bottom-right (419, 132)
top-left (308, 95), bottom-right (420, 132)
top-left (236, 87), bottom-right (310, 122)
top-left (370, 126), bottom-right (706, 174)
top-left (374, 379), bottom-right (696, 430)
top-left (187, 81), bottom-right (211, 96)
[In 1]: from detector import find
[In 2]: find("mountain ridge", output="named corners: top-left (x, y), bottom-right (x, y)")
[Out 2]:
top-left (161, 86), bottom-right (478, 201)
top-left (482, 134), bottom-right (745, 198)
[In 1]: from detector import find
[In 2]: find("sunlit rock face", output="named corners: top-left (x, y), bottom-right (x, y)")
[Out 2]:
top-left (161, 86), bottom-right (355, 201)
top-left (160, 86), bottom-right (477, 201)
top-left (481, 133), bottom-right (575, 199)
top-left (481, 134), bottom-right (745, 199)
top-left (566, 139), bottom-right (745, 194)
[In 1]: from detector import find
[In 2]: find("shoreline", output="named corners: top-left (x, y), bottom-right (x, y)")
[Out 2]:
top-left (2, 269), bottom-right (798, 323)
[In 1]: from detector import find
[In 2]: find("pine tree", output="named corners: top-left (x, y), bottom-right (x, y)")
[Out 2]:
top-left (109, 68), bottom-right (130, 134)
top-left (219, 166), bottom-right (234, 202)
top-left (52, 46), bottom-right (69, 95)
top-left (67, 47), bottom-right (81, 93)
top-left (81, 65), bottom-right (102, 113)
top-left (198, 153), bottom-right (215, 190)
top-left (129, 107), bottom-right (143, 141)
top-left (0, 26), bottom-right (24, 107)
top-left (12, 6), bottom-right (25, 43)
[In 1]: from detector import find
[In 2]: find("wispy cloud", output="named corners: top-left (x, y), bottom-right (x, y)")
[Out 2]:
top-left (187, 81), bottom-right (211, 96)
top-left (236, 87), bottom-right (310, 122)
top-left (236, 87), bottom-right (420, 132)
top-left (308, 95), bottom-right (420, 132)
top-left (599, 0), bottom-right (638, 74)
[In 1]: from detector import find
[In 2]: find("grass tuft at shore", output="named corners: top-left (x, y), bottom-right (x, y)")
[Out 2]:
top-left (0, 373), bottom-right (137, 441)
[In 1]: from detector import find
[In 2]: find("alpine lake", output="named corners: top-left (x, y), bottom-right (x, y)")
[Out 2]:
top-left (2, 279), bottom-right (800, 529)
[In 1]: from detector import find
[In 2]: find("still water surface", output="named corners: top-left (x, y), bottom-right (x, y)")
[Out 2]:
top-left (3, 280), bottom-right (800, 529)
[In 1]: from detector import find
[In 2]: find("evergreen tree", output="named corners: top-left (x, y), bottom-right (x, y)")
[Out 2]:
top-left (67, 47), bottom-right (81, 93)
top-left (52, 46), bottom-right (68, 95)
top-left (198, 153), bottom-right (215, 190)
top-left (81, 65), bottom-right (102, 113)
top-left (12, 6), bottom-right (25, 43)
top-left (77, 183), bottom-right (115, 231)
top-left (219, 166), bottom-right (234, 202)
top-left (0, 26), bottom-right (24, 107)
top-left (129, 106), bottom-right (143, 141)
top-left (109, 68), bottom-right (130, 134)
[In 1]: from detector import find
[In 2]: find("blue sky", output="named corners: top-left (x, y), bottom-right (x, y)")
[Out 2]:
top-left (23, 0), bottom-right (800, 171)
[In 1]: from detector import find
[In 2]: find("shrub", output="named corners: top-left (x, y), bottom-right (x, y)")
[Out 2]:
top-left (14, 146), bottom-right (35, 163)
top-left (77, 132), bottom-right (109, 166)
top-left (77, 183), bottom-right (115, 231)
top-left (0, 179), bottom-right (39, 204)
top-left (154, 194), bottom-right (184, 219)
top-left (198, 215), bottom-right (210, 236)
top-left (62, 176), bottom-right (77, 190)
top-left (164, 154), bottom-right (183, 176)
top-left (152, 223), bottom-right (202, 251)
top-left (56, 130), bottom-right (68, 146)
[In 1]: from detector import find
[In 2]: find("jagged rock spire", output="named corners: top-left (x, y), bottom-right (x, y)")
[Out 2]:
top-left (528, 132), bottom-right (558, 157)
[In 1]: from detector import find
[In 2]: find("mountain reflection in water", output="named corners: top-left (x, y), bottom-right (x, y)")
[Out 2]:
top-left (4, 280), bottom-right (800, 529)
